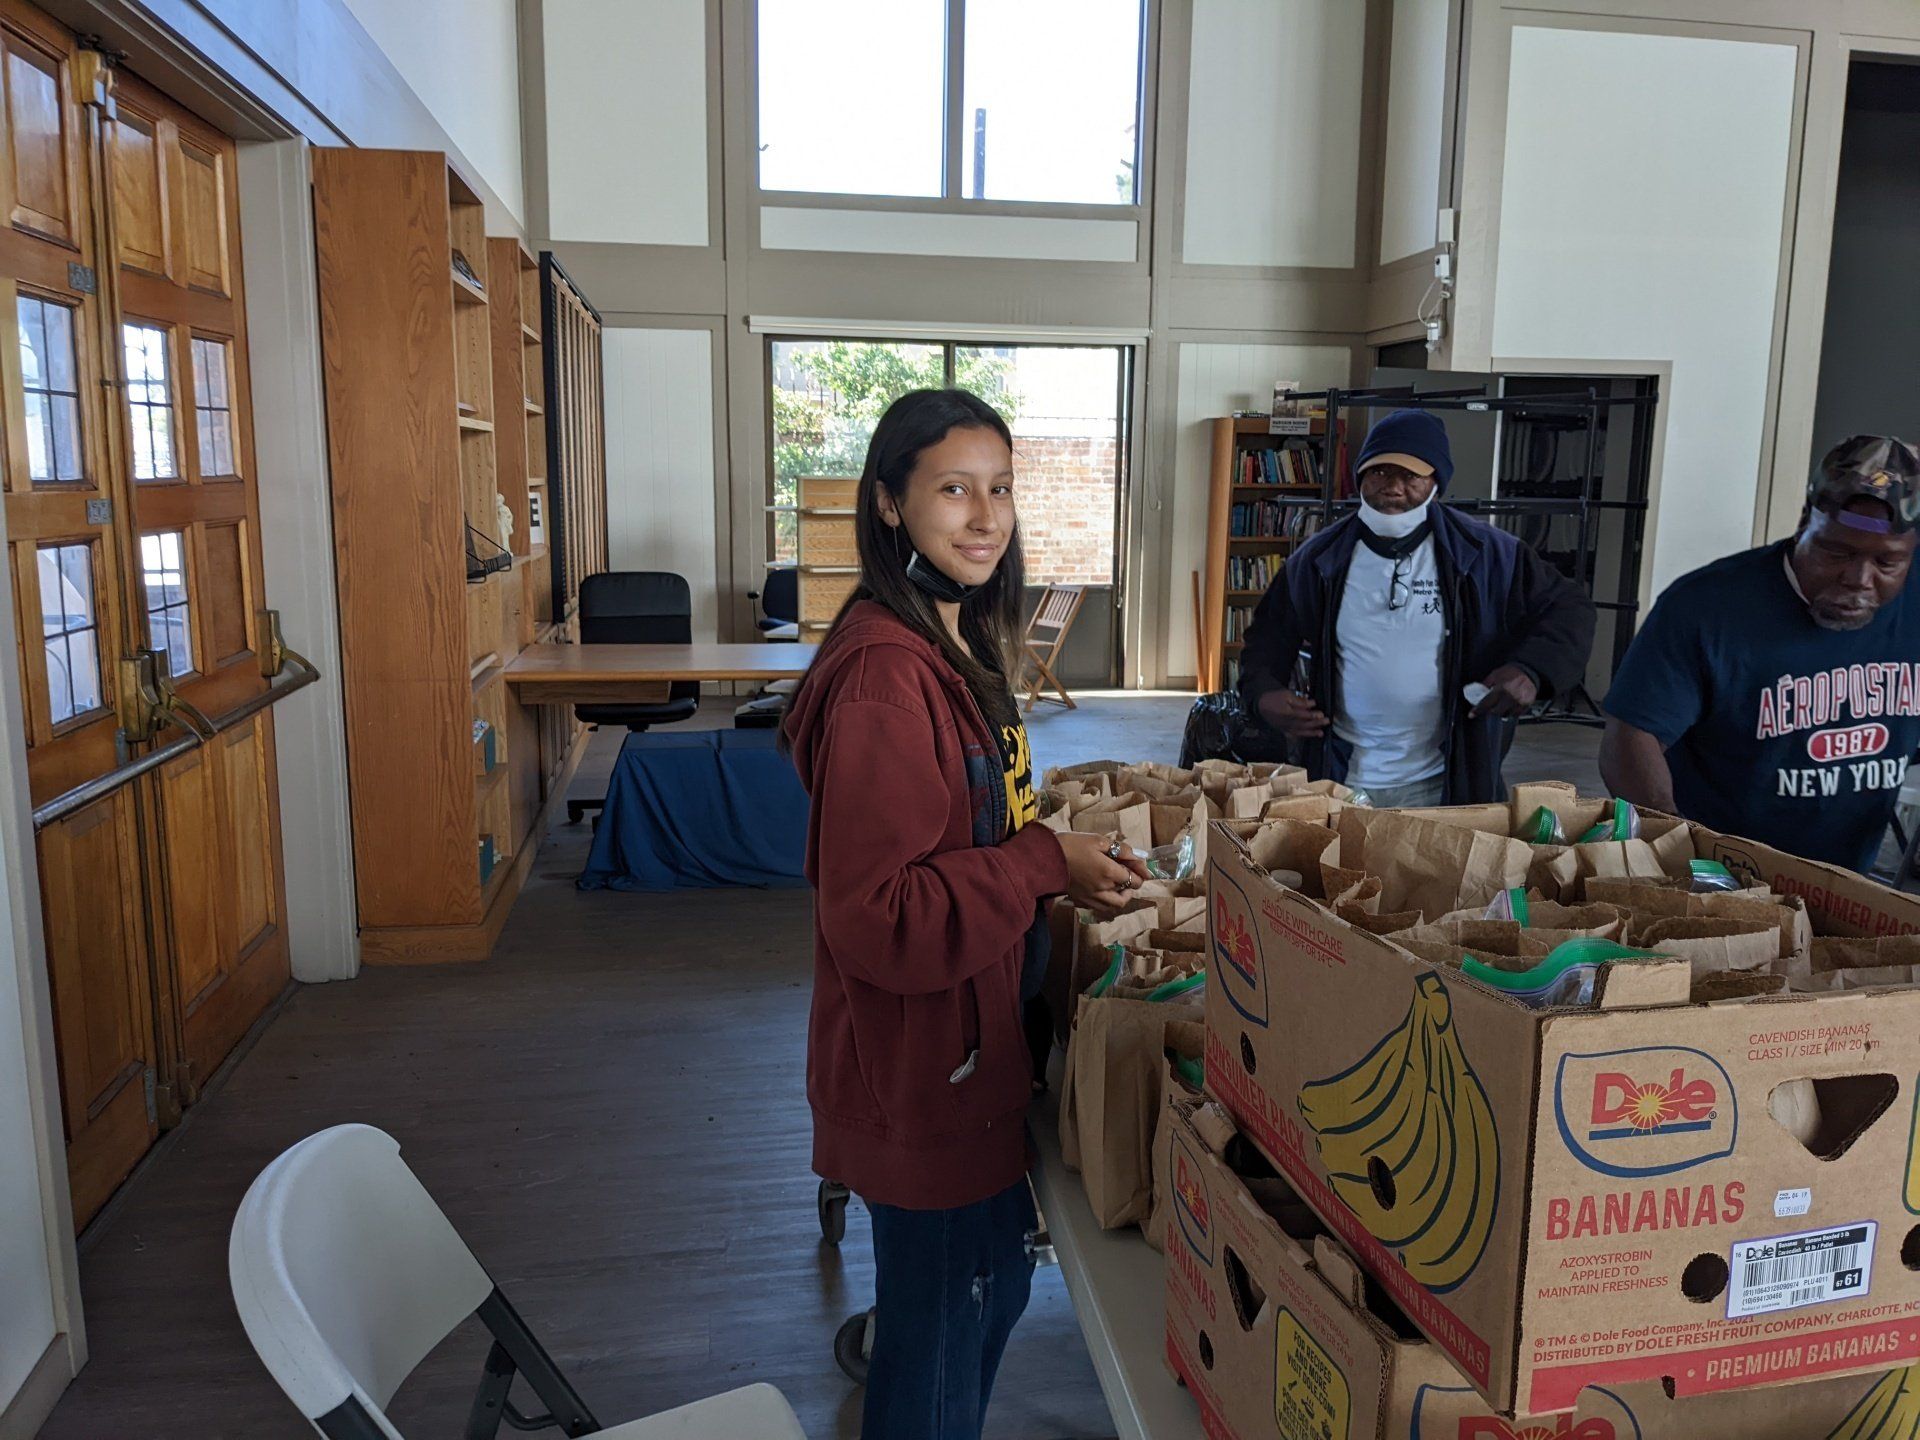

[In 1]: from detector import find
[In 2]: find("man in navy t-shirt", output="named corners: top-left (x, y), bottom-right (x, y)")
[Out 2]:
top-left (1601, 435), bottom-right (1920, 874)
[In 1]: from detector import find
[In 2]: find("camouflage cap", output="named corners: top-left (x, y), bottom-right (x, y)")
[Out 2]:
top-left (1809, 434), bottom-right (1920, 533)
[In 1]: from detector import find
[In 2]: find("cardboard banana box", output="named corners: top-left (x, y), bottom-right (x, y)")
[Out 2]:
top-left (1161, 1095), bottom-right (1920, 1440)
top-left (1203, 807), bottom-right (1920, 1416)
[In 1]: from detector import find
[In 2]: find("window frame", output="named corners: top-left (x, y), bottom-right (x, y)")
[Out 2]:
top-left (121, 315), bottom-right (183, 484)
top-left (188, 331), bottom-right (240, 482)
top-left (761, 333), bottom-right (1133, 591)
top-left (15, 289), bottom-right (88, 488)
top-left (138, 528), bottom-right (198, 679)
top-left (36, 538), bottom-right (107, 732)
top-left (751, 0), bottom-right (1153, 219)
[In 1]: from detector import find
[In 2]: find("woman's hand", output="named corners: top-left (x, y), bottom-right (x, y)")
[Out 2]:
top-left (1056, 832), bottom-right (1152, 918)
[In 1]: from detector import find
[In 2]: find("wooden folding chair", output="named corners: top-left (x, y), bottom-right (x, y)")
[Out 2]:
top-left (1021, 584), bottom-right (1088, 712)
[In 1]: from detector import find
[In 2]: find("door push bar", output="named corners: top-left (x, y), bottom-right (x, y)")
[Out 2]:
top-left (31, 610), bottom-right (320, 832)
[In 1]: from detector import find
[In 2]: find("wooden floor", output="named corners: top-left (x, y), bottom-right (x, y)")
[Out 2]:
top-left (36, 696), bottom-right (1601, 1440)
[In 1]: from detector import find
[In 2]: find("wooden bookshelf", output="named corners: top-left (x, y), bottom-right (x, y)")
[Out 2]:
top-left (1199, 415), bottom-right (1348, 692)
top-left (313, 150), bottom-right (583, 963)
top-left (796, 476), bottom-right (859, 639)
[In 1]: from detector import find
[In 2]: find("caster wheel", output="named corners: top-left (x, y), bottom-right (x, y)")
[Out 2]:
top-left (818, 1180), bottom-right (850, 1245)
top-left (834, 1308), bottom-right (874, 1385)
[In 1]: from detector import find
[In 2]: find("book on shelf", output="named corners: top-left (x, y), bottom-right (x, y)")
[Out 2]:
top-left (1222, 604), bottom-right (1257, 644)
top-left (1227, 553), bottom-right (1287, 592)
top-left (1229, 499), bottom-right (1333, 541)
top-left (1235, 443), bottom-right (1323, 488)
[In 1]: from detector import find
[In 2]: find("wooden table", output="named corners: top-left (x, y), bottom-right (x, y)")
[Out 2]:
top-left (503, 643), bottom-right (818, 706)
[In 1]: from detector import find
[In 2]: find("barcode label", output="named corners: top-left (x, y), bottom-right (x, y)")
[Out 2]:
top-left (1728, 1222), bottom-right (1875, 1319)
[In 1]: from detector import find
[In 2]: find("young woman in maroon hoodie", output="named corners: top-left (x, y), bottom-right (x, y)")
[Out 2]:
top-left (784, 389), bottom-right (1146, 1439)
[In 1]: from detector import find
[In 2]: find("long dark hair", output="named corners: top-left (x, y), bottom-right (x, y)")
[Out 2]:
top-left (793, 388), bottom-right (1025, 734)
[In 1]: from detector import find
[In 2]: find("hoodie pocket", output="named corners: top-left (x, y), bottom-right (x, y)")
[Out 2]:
top-left (947, 958), bottom-right (1031, 1127)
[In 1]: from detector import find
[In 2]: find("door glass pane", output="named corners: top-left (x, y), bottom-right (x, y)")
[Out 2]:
top-left (758, 0), bottom-right (946, 197)
top-left (191, 335), bottom-right (236, 477)
top-left (37, 542), bottom-right (102, 724)
top-left (962, 0), bottom-right (1143, 204)
top-left (140, 530), bottom-right (194, 676)
top-left (957, 345), bottom-right (1122, 584)
top-left (768, 339), bottom-right (943, 563)
top-left (123, 321), bottom-right (178, 480)
top-left (16, 295), bottom-right (84, 482)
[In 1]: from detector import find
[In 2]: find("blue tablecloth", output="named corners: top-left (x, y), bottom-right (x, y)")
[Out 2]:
top-left (577, 729), bottom-right (811, 892)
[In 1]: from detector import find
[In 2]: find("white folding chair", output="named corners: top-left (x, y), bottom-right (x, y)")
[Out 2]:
top-left (230, 1124), bottom-right (807, 1440)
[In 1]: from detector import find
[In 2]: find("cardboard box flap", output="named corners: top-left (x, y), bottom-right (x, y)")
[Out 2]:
top-left (1310, 1233), bottom-right (1368, 1309)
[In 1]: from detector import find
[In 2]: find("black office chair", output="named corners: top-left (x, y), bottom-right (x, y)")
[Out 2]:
top-left (567, 571), bottom-right (701, 824)
top-left (750, 565), bottom-right (800, 640)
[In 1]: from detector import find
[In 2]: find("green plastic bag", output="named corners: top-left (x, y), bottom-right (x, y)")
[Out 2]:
top-left (1521, 805), bottom-right (1566, 845)
top-left (1577, 797), bottom-right (1641, 845)
top-left (1690, 859), bottom-right (1741, 893)
top-left (1461, 938), bottom-right (1663, 1009)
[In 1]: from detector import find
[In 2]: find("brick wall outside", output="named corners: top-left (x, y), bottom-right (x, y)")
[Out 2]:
top-left (1013, 434), bottom-right (1118, 585)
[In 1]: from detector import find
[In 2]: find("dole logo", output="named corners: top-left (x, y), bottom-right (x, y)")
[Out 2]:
top-left (1171, 1132), bottom-right (1216, 1264)
top-left (1458, 1420), bottom-right (1618, 1439)
top-left (1809, 723), bottom-right (1889, 763)
top-left (1410, 1382), bottom-right (1640, 1440)
top-left (1211, 871), bottom-right (1269, 1027)
top-left (1554, 1046), bottom-right (1738, 1179)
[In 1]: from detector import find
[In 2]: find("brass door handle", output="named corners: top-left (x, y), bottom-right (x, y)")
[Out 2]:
top-left (116, 650), bottom-right (213, 743)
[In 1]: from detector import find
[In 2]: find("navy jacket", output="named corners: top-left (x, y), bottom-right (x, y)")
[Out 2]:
top-left (1236, 504), bottom-right (1595, 804)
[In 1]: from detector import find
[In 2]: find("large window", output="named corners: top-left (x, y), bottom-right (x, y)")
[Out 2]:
top-left (767, 338), bottom-right (1125, 587)
top-left (757, 0), bottom-right (1145, 206)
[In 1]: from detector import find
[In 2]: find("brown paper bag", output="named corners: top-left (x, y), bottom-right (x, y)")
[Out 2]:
top-left (1071, 792), bottom-right (1153, 855)
top-left (1243, 818), bottom-right (1341, 895)
top-left (1045, 760), bottom-right (1126, 792)
top-left (1525, 846), bottom-right (1581, 903)
top-left (1799, 935), bottom-right (1920, 991)
top-left (1347, 808), bottom-right (1532, 917)
top-left (1262, 793), bottom-right (1342, 825)
top-left (1633, 916), bottom-right (1780, 977)
top-left (1320, 862), bottom-right (1382, 912)
top-left (1337, 904), bottom-right (1425, 934)
top-left (1066, 993), bottom-right (1202, 1228)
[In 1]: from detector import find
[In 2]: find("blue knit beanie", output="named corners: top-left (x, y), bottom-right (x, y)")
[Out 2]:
top-left (1355, 409), bottom-right (1454, 493)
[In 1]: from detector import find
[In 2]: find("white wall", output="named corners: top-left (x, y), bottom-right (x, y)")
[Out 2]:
top-left (0, 454), bottom-right (71, 1428)
top-left (1182, 0), bottom-right (1366, 268)
top-left (1490, 25), bottom-right (1796, 600)
top-left (603, 327), bottom-right (723, 643)
top-left (759, 208), bottom-right (1138, 262)
top-left (1167, 341), bottom-right (1354, 679)
top-left (338, 0), bottom-right (525, 225)
top-left (543, 0), bottom-right (710, 246)
top-left (1378, 0), bottom-right (1449, 264)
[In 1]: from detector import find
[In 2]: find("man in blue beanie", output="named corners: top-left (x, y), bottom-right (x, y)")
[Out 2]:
top-left (1238, 408), bottom-right (1595, 805)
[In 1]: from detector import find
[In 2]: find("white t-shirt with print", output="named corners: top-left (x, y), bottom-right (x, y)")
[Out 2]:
top-left (1332, 538), bottom-right (1447, 788)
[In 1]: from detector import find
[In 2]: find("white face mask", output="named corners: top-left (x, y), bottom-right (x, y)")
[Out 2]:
top-left (1359, 495), bottom-right (1433, 539)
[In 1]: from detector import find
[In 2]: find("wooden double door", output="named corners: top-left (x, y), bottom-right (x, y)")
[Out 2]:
top-left (0, 0), bottom-right (288, 1228)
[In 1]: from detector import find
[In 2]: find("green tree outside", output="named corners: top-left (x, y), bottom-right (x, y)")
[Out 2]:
top-left (771, 341), bottom-right (1020, 560)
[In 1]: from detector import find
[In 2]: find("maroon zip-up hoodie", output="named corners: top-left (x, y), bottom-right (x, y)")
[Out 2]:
top-left (785, 602), bottom-right (1070, 1210)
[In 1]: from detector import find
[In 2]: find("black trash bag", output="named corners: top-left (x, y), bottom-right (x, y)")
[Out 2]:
top-left (1178, 690), bottom-right (1292, 768)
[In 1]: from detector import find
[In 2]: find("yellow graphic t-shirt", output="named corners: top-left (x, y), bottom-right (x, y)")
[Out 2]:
top-left (999, 717), bottom-right (1038, 835)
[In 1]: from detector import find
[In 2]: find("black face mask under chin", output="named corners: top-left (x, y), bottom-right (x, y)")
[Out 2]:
top-left (903, 547), bottom-right (979, 603)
